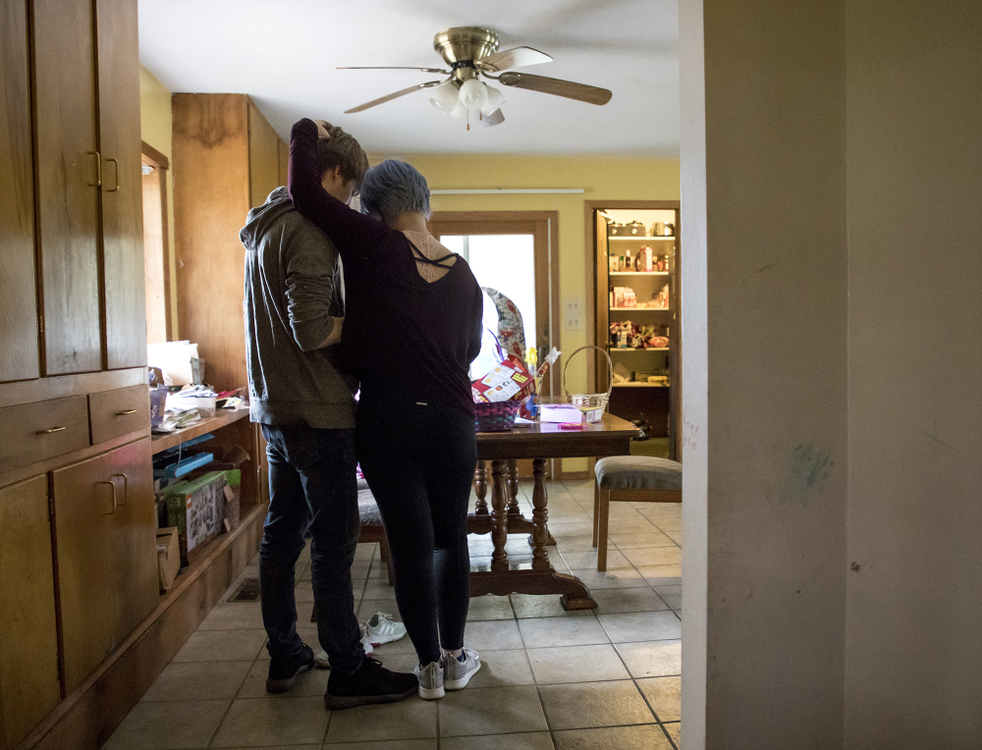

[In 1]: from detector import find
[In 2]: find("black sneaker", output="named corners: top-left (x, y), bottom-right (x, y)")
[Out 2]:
top-left (266, 643), bottom-right (315, 693)
top-left (324, 655), bottom-right (418, 709)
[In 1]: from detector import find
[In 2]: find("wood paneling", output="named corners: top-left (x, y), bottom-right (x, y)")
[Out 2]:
top-left (248, 99), bottom-right (281, 209)
top-left (0, 476), bottom-right (60, 750)
top-left (278, 138), bottom-right (289, 189)
top-left (97, 0), bottom-right (146, 369)
top-left (33, 0), bottom-right (101, 375)
top-left (0, 0), bottom-right (39, 383)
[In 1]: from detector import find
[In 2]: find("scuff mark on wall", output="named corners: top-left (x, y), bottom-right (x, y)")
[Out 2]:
top-left (779, 443), bottom-right (832, 506)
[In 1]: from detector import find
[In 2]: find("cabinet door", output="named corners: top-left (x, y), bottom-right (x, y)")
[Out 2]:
top-left (97, 0), bottom-right (147, 369)
top-left (0, 0), bottom-right (39, 383)
top-left (0, 476), bottom-right (60, 750)
top-left (34, 0), bottom-right (102, 375)
top-left (106, 438), bottom-right (159, 642)
top-left (52, 451), bottom-right (115, 693)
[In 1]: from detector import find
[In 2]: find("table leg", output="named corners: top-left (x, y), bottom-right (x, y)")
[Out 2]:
top-left (490, 459), bottom-right (509, 571)
top-left (506, 459), bottom-right (521, 515)
top-left (530, 458), bottom-right (551, 571)
top-left (474, 460), bottom-right (488, 515)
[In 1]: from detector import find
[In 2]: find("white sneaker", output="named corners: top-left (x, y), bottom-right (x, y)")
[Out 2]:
top-left (443, 648), bottom-right (481, 690)
top-left (361, 612), bottom-right (407, 648)
top-left (413, 660), bottom-right (444, 700)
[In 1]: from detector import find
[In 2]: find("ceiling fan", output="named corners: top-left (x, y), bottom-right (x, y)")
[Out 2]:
top-left (339, 26), bottom-right (613, 128)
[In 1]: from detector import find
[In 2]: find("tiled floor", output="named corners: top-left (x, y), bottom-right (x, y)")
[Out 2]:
top-left (103, 478), bottom-right (682, 750)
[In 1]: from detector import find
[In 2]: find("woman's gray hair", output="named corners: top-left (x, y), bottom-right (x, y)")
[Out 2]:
top-left (360, 159), bottom-right (432, 223)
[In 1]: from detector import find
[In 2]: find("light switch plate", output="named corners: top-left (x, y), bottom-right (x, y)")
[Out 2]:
top-left (564, 297), bottom-right (583, 331)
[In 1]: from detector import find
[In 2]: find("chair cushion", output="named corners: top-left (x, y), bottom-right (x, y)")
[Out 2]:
top-left (357, 478), bottom-right (383, 526)
top-left (595, 456), bottom-right (682, 491)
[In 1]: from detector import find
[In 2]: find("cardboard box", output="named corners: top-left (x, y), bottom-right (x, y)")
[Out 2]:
top-left (156, 527), bottom-right (180, 592)
top-left (159, 471), bottom-right (227, 565)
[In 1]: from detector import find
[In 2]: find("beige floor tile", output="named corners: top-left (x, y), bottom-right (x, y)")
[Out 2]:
top-left (567, 567), bottom-right (652, 590)
top-left (325, 697), bottom-right (437, 742)
top-left (663, 721), bottom-right (681, 746)
top-left (609, 530), bottom-right (678, 549)
top-left (598, 611), bottom-right (682, 643)
top-left (518, 614), bottom-right (608, 649)
top-left (459, 618), bottom-right (524, 650)
top-left (547, 521), bottom-right (596, 537)
top-left (465, 648), bottom-right (535, 688)
top-left (236, 659), bottom-right (327, 699)
top-left (590, 587), bottom-right (670, 614)
top-left (560, 547), bottom-right (631, 571)
top-left (510, 593), bottom-right (573, 619)
top-left (356, 596), bottom-right (400, 620)
top-left (172, 629), bottom-right (267, 662)
top-left (441, 732), bottom-right (555, 750)
top-left (638, 675), bottom-right (681, 722)
top-left (211, 696), bottom-right (329, 747)
top-left (665, 531), bottom-right (682, 544)
top-left (439, 685), bottom-right (548, 737)
top-left (325, 741), bottom-right (436, 750)
top-left (553, 723), bottom-right (673, 750)
top-left (354, 543), bottom-right (378, 561)
top-left (527, 644), bottom-right (630, 684)
top-left (466, 594), bottom-right (516, 621)
top-left (102, 699), bottom-right (230, 749)
top-left (552, 534), bottom-right (600, 553)
top-left (637, 564), bottom-right (683, 586)
top-left (538, 680), bottom-right (655, 730)
top-left (210, 746), bottom-right (319, 750)
top-left (362, 577), bottom-right (399, 599)
top-left (142, 660), bottom-right (252, 702)
top-left (615, 640), bottom-right (681, 678)
top-left (294, 583), bottom-right (315, 603)
top-left (197, 602), bottom-right (265, 630)
top-left (654, 584), bottom-right (682, 609)
top-left (621, 546), bottom-right (682, 567)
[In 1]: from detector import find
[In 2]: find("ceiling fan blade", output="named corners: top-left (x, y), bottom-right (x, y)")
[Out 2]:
top-left (480, 109), bottom-right (505, 127)
top-left (338, 66), bottom-right (449, 74)
top-left (475, 46), bottom-right (552, 72)
top-left (497, 72), bottom-right (612, 105)
top-left (343, 80), bottom-right (444, 113)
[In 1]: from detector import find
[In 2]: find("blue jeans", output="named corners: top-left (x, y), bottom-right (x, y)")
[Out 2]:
top-left (259, 423), bottom-right (363, 673)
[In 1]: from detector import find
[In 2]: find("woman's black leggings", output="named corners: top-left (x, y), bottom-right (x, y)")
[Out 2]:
top-left (354, 393), bottom-right (477, 666)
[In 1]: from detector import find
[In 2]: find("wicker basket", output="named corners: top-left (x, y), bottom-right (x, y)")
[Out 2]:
top-left (474, 400), bottom-right (521, 432)
top-left (563, 345), bottom-right (614, 414)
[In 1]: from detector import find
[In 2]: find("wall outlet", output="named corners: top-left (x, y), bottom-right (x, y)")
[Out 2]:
top-left (564, 297), bottom-right (583, 331)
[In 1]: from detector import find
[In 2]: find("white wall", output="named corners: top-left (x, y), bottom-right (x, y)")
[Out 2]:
top-left (681, 0), bottom-right (981, 746)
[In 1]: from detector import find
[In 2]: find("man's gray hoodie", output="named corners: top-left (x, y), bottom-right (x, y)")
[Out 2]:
top-left (240, 186), bottom-right (356, 428)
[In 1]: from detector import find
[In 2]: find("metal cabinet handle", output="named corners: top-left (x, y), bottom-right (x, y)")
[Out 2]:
top-left (106, 157), bottom-right (119, 192)
top-left (115, 409), bottom-right (137, 416)
top-left (97, 480), bottom-right (117, 515)
top-left (36, 426), bottom-right (67, 435)
top-left (87, 151), bottom-right (102, 187)
top-left (110, 472), bottom-right (129, 506)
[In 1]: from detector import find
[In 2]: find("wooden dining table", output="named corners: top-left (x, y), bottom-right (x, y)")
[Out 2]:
top-left (469, 412), bottom-right (641, 610)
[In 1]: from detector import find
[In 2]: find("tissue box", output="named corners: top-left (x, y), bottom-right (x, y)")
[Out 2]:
top-left (149, 387), bottom-right (167, 427)
top-left (156, 527), bottom-right (180, 592)
top-left (539, 404), bottom-right (604, 424)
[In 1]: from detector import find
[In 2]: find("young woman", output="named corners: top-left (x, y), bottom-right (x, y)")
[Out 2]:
top-left (289, 118), bottom-right (484, 699)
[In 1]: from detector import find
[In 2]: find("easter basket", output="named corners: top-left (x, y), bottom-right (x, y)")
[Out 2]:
top-left (562, 345), bottom-right (614, 416)
top-left (474, 400), bottom-right (522, 432)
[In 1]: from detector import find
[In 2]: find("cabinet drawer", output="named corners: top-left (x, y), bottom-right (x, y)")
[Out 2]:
top-left (0, 396), bottom-right (90, 470)
top-left (88, 385), bottom-right (150, 444)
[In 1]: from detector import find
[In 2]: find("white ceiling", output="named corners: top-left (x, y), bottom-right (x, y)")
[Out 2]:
top-left (138, 0), bottom-right (679, 157)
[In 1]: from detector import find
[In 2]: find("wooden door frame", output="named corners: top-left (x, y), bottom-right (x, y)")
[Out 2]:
top-left (585, 200), bottom-right (682, 459)
top-left (428, 211), bottom-right (561, 397)
top-left (141, 141), bottom-right (171, 342)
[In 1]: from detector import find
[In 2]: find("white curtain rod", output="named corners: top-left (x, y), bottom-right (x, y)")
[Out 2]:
top-left (430, 188), bottom-right (585, 195)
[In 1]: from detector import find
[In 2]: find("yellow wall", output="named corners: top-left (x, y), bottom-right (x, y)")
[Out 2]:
top-left (139, 66), bottom-right (179, 338)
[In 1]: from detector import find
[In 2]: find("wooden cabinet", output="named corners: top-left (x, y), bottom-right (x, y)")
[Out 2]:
top-left (52, 438), bottom-right (157, 694)
top-left (0, 0), bottom-right (39, 383)
top-left (33, 0), bottom-right (145, 376)
top-left (591, 202), bottom-right (682, 459)
top-left (0, 476), bottom-right (60, 750)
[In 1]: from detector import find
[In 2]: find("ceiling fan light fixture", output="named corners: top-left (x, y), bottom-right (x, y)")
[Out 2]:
top-left (457, 78), bottom-right (488, 111)
top-left (429, 80), bottom-right (460, 113)
top-left (480, 84), bottom-right (505, 116)
top-left (448, 101), bottom-right (468, 118)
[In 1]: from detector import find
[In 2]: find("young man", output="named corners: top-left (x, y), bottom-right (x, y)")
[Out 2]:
top-left (240, 123), bottom-right (417, 709)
